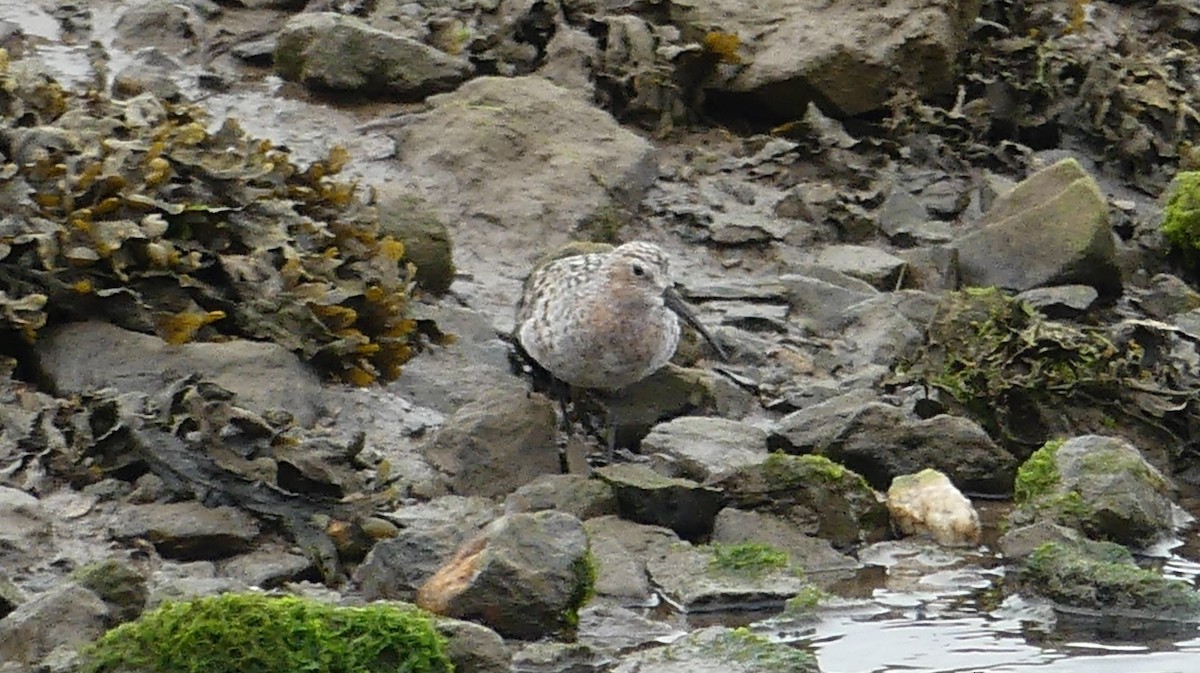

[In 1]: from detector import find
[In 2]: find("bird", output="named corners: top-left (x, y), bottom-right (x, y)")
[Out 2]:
top-left (513, 240), bottom-right (728, 459)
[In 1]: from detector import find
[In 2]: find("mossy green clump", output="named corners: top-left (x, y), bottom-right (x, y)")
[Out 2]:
top-left (895, 288), bottom-right (1142, 439)
top-left (1013, 438), bottom-right (1065, 503)
top-left (1023, 542), bottom-right (1200, 615)
top-left (762, 453), bottom-right (862, 491)
top-left (707, 542), bottom-right (792, 578)
top-left (1162, 171), bottom-right (1200, 258)
top-left (783, 586), bottom-right (829, 614)
top-left (80, 593), bottom-right (453, 673)
top-left (563, 548), bottom-right (598, 630)
top-left (701, 628), bottom-right (818, 673)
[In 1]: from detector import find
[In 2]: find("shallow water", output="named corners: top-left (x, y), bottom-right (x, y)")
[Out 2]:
top-left (5, 1), bottom-right (1200, 670)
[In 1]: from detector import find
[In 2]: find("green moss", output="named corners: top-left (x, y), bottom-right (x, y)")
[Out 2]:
top-left (1024, 542), bottom-right (1200, 613)
top-left (707, 542), bottom-right (791, 577)
top-left (894, 289), bottom-right (1142, 437)
top-left (1014, 439), bottom-right (1064, 503)
top-left (701, 627), bottom-right (818, 673)
top-left (80, 593), bottom-right (453, 673)
top-left (563, 548), bottom-right (597, 630)
top-left (762, 453), bottom-right (862, 490)
top-left (1077, 450), bottom-right (1169, 492)
top-left (1162, 171), bottom-right (1200, 257)
top-left (783, 586), bottom-right (829, 614)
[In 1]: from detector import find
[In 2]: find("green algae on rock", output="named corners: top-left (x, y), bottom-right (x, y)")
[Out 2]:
top-left (1009, 436), bottom-right (1176, 547)
top-left (706, 541), bottom-right (792, 578)
top-left (711, 453), bottom-right (889, 549)
top-left (1022, 541), bottom-right (1200, 619)
top-left (0, 49), bottom-right (430, 385)
top-left (1162, 171), bottom-right (1200, 260)
top-left (80, 593), bottom-right (453, 673)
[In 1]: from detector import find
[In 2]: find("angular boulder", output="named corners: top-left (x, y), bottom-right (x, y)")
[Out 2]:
top-left (955, 158), bottom-right (1121, 296)
top-left (417, 511), bottom-right (593, 640)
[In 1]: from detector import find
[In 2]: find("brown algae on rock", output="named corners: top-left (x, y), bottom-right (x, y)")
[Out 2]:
top-left (0, 49), bottom-right (432, 385)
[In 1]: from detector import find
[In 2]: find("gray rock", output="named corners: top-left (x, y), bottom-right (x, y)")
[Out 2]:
top-left (955, 158), bottom-right (1121, 296)
top-left (997, 520), bottom-right (1084, 561)
top-left (835, 407), bottom-right (1018, 495)
top-left (1132, 273), bottom-right (1200, 319)
top-left (357, 496), bottom-right (501, 601)
top-left (896, 245), bottom-right (959, 291)
top-left (1020, 540), bottom-right (1200, 619)
top-left (577, 604), bottom-right (686, 655)
top-left (583, 515), bottom-right (679, 603)
top-left (146, 561), bottom-right (246, 608)
top-left (677, 0), bottom-right (979, 117)
top-left (0, 583), bottom-right (109, 668)
top-left (769, 389), bottom-right (880, 453)
top-left (772, 401), bottom-right (1018, 494)
top-left (594, 463), bottom-right (725, 540)
top-left (1016, 285), bottom-right (1099, 319)
top-left (704, 300), bottom-right (790, 333)
top-left (36, 321), bottom-right (324, 425)
top-left (808, 245), bottom-right (908, 291)
top-left (0, 487), bottom-right (51, 568)
top-left (808, 294), bottom-right (924, 371)
top-left (417, 511), bottom-right (592, 640)
top-left (683, 279), bottom-right (791, 303)
top-left (639, 416), bottom-right (769, 482)
top-left (70, 559), bottom-right (147, 623)
top-left (504, 474), bottom-right (618, 520)
top-left (647, 542), bottom-right (812, 612)
top-left (387, 75), bottom-right (657, 324)
top-left (274, 12), bottom-right (471, 99)
top-left (1014, 435), bottom-right (1177, 547)
top-left (422, 388), bottom-right (559, 499)
top-left (384, 303), bottom-right (518, 414)
top-left (113, 0), bottom-right (203, 54)
top-left (608, 365), bottom-right (749, 448)
top-left (109, 501), bottom-right (259, 561)
top-left (612, 626), bottom-right (818, 673)
top-left (512, 642), bottom-right (612, 673)
top-left (219, 548), bottom-right (313, 589)
top-left (323, 386), bottom-right (448, 499)
top-left (711, 508), bottom-right (860, 577)
top-left (710, 453), bottom-right (889, 549)
top-left (436, 617), bottom-right (512, 673)
top-left (877, 188), bottom-right (930, 242)
top-left (537, 27), bottom-right (598, 96)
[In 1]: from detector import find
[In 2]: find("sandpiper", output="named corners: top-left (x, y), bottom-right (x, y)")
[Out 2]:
top-left (514, 241), bottom-right (727, 456)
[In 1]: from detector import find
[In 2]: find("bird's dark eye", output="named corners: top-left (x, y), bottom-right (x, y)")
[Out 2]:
top-left (632, 264), bottom-right (646, 277)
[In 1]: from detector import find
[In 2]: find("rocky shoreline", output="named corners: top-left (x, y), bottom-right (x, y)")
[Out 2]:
top-left (3, 0), bottom-right (1200, 671)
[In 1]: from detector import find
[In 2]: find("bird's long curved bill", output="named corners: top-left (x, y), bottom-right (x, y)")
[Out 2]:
top-left (664, 287), bottom-right (729, 361)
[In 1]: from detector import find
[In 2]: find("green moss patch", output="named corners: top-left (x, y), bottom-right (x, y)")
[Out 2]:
top-left (894, 288), bottom-right (1143, 446)
top-left (700, 627), bottom-right (818, 673)
top-left (1013, 439), bottom-right (1064, 503)
top-left (1023, 542), bottom-right (1200, 615)
top-left (707, 542), bottom-right (792, 578)
top-left (1163, 171), bottom-right (1200, 258)
top-left (80, 593), bottom-right (453, 673)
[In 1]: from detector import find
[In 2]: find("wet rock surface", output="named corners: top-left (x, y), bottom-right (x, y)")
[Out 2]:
top-left (4, 0), bottom-right (1200, 670)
